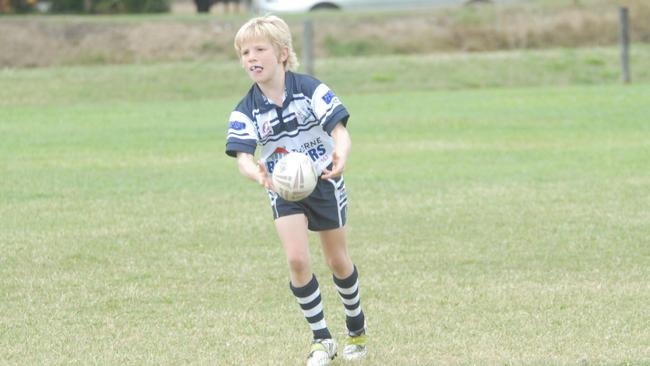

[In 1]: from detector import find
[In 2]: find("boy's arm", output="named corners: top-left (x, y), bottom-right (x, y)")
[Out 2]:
top-left (236, 152), bottom-right (274, 190)
top-left (321, 122), bottom-right (351, 180)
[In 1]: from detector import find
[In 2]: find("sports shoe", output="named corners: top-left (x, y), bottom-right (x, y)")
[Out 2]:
top-left (342, 332), bottom-right (367, 361)
top-left (307, 338), bottom-right (337, 366)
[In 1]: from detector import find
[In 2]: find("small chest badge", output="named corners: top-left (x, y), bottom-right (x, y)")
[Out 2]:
top-left (261, 120), bottom-right (272, 138)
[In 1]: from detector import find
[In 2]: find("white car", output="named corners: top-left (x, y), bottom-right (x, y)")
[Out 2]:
top-left (252, 0), bottom-right (476, 13)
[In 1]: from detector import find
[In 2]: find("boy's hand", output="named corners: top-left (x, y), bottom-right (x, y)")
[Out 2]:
top-left (321, 122), bottom-right (351, 180)
top-left (257, 159), bottom-right (275, 190)
top-left (321, 150), bottom-right (346, 180)
top-left (235, 152), bottom-right (275, 191)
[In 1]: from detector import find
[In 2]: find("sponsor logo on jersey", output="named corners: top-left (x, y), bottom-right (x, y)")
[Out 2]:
top-left (306, 144), bottom-right (327, 163)
top-left (229, 121), bottom-right (246, 130)
top-left (266, 147), bottom-right (290, 173)
top-left (300, 137), bottom-right (327, 163)
top-left (322, 90), bottom-right (336, 104)
top-left (265, 140), bottom-right (328, 174)
top-left (274, 147), bottom-right (290, 155)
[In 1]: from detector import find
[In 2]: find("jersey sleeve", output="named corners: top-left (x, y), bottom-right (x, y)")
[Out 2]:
top-left (225, 110), bottom-right (258, 158)
top-left (311, 83), bottom-right (350, 134)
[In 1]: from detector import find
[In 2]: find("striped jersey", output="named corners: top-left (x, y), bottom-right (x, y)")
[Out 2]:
top-left (225, 71), bottom-right (349, 175)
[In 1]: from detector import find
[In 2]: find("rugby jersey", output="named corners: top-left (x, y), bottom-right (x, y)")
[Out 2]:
top-left (225, 71), bottom-right (349, 175)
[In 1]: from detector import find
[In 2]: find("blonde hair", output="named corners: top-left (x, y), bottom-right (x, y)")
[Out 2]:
top-left (234, 15), bottom-right (299, 71)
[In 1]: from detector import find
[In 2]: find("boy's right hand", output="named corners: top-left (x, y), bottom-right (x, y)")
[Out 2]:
top-left (257, 159), bottom-right (275, 191)
top-left (235, 152), bottom-right (275, 191)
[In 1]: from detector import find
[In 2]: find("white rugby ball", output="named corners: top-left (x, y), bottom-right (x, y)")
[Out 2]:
top-left (272, 152), bottom-right (318, 201)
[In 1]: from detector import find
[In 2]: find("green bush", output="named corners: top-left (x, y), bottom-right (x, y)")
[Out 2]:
top-left (49, 0), bottom-right (169, 13)
top-left (121, 0), bottom-right (169, 13)
top-left (49, 0), bottom-right (84, 13)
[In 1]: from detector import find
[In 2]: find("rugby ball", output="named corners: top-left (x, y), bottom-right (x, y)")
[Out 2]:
top-left (272, 152), bottom-right (318, 201)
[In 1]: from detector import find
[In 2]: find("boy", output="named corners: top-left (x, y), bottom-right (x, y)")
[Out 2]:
top-left (225, 15), bottom-right (368, 366)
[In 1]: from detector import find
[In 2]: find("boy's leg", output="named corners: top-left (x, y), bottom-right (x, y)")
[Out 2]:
top-left (276, 214), bottom-right (333, 340)
top-left (320, 228), bottom-right (367, 361)
top-left (333, 266), bottom-right (365, 335)
top-left (276, 214), bottom-right (313, 286)
top-left (319, 228), bottom-right (366, 334)
top-left (318, 227), bottom-right (353, 279)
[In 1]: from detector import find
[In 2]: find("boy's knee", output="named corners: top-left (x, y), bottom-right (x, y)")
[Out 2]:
top-left (326, 255), bottom-right (352, 275)
top-left (287, 255), bottom-right (310, 275)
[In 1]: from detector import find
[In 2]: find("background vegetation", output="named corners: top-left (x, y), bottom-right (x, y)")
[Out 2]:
top-left (1, 0), bottom-right (169, 14)
top-left (1, 0), bottom-right (649, 67)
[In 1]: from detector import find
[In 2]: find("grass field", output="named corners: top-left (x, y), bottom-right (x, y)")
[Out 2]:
top-left (1, 48), bottom-right (650, 365)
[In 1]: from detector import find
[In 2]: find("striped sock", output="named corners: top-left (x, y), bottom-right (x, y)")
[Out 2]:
top-left (290, 275), bottom-right (332, 340)
top-left (333, 265), bottom-right (365, 335)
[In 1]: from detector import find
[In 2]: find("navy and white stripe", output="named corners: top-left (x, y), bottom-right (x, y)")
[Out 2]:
top-left (225, 71), bottom-right (349, 177)
top-left (326, 178), bottom-right (347, 228)
top-left (290, 275), bottom-right (332, 340)
top-left (333, 266), bottom-right (365, 335)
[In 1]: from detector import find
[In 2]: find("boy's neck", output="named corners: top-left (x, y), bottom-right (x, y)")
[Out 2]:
top-left (258, 69), bottom-right (286, 107)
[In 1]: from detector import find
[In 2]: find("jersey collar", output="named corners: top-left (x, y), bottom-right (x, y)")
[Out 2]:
top-left (252, 71), bottom-right (294, 113)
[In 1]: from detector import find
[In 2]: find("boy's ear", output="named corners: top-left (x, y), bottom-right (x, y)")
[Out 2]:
top-left (280, 46), bottom-right (289, 64)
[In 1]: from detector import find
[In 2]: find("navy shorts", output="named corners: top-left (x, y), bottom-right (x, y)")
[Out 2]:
top-left (270, 175), bottom-right (348, 231)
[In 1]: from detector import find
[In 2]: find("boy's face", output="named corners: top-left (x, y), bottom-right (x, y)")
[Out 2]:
top-left (240, 38), bottom-right (288, 84)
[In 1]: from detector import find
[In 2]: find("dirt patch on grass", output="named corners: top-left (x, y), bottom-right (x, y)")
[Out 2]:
top-left (1, 1), bottom-right (649, 68)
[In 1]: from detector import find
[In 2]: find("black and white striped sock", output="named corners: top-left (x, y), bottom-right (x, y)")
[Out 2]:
top-left (333, 265), bottom-right (365, 335)
top-left (290, 275), bottom-right (332, 340)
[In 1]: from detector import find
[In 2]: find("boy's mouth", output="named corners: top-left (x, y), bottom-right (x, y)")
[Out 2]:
top-left (249, 65), bottom-right (263, 71)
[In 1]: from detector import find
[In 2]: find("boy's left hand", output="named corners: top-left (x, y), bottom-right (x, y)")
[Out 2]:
top-left (321, 150), bottom-right (346, 180)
